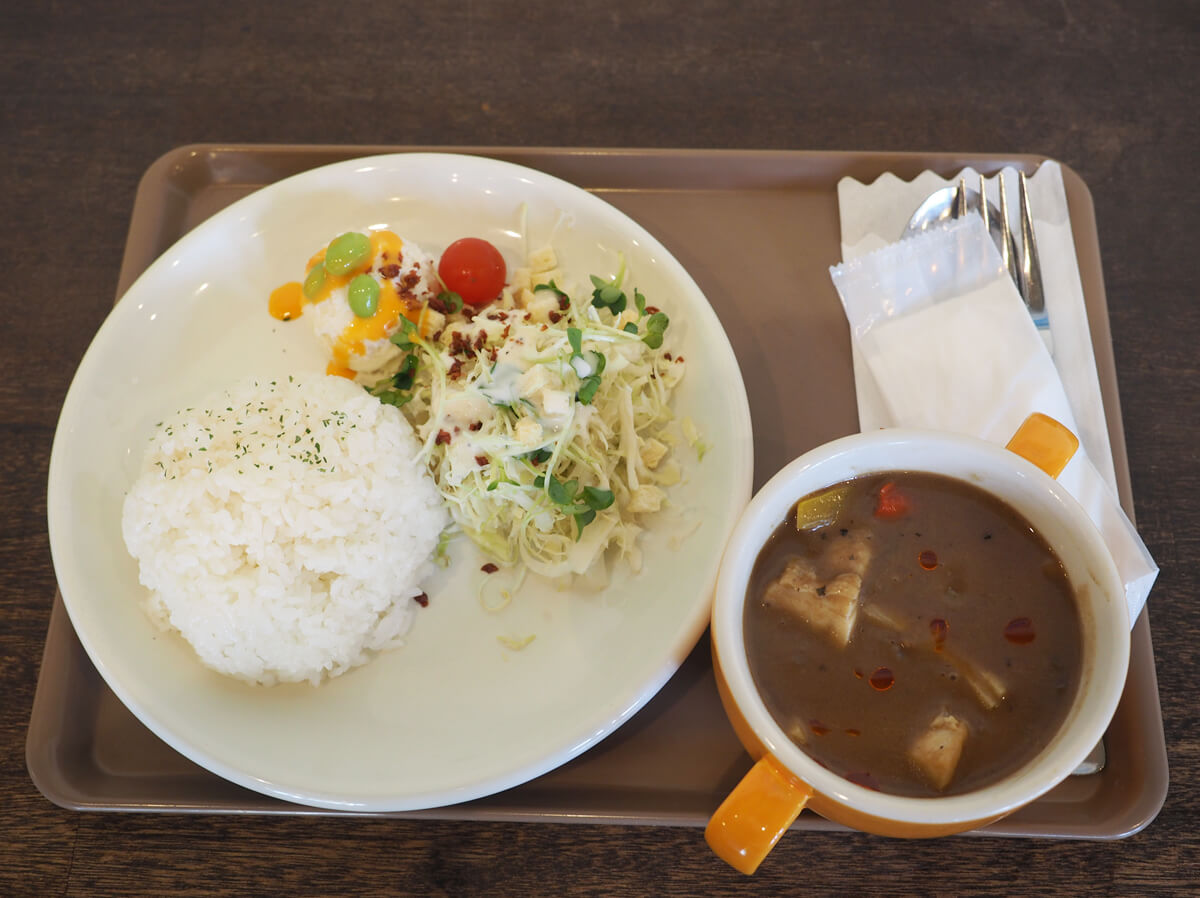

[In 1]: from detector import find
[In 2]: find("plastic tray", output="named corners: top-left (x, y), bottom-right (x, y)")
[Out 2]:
top-left (27, 145), bottom-right (1168, 836)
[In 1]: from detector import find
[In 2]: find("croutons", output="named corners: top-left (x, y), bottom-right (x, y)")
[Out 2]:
top-left (526, 246), bottom-right (558, 274)
top-left (639, 437), bottom-right (669, 470)
top-left (509, 267), bottom-right (532, 293)
top-left (523, 288), bottom-right (562, 324)
top-left (513, 416), bottom-right (543, 448)
top-left (627, 484), bottom-right (666, 514)
top-left (516, 364), bottom-right (553, 397)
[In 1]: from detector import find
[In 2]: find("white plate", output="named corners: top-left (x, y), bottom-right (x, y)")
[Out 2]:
top-left (47, 153), bottom-right (753, 811)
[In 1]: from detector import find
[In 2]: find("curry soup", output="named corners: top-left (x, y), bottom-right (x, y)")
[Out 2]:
top-left (744, 471), bottom-right (1084, 798)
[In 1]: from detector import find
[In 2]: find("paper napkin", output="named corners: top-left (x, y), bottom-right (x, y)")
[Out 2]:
top-left (831, 168), bottom-right (1157, 626)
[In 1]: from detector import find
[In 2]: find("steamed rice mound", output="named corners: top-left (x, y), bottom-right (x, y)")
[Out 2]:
top-left (121, 374), bottom-right (449, 685)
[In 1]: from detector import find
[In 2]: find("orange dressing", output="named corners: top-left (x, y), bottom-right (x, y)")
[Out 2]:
top-left (325, 362), bottom-right (357, 379)
top-left (333, 280), bottom-right (406, 358)
top-left (370, 229), bottom-right (404, 261)
top-left (268, 281), bottom-right (305, 321)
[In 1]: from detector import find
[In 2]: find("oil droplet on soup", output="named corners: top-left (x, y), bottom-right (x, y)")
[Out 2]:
top-left (1004, 617), bottom-right (1037, 644)
top-left (869, 667), bottom-right (895, 691)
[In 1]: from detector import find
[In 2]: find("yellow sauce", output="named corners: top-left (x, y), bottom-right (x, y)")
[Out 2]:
top-left (370, 230), bottom-right (404, 262)
top-left (331, 279), bottom-right (406, 360)
top-left (325, 362), bottom-right (357, 379)
top-left (268, 281), bottom-right (305, 322)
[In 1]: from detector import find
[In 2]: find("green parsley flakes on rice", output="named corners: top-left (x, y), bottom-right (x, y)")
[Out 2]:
top-left (121, 374), bottom-right (448, 685)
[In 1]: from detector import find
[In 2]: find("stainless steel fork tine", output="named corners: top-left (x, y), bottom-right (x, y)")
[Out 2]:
top-left (978, 172), bottom-right (990, 234)
top-left (997, 173), bottom-right (1022, 299)
top-left (954, 177), bottom-right (968, 219)
top-left (1018, 171), bottom-right (1046, 316)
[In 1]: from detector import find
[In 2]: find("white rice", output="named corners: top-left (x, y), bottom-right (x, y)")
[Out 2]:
top-left (121, 374), bottom-right (448, 685)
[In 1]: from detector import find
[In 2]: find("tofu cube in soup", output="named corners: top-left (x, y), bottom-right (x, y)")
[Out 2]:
top-left (823, 527), bottom-right (873, 578)
top-left (908, 711), bottom-right (968, 791)
top-left (763, 558), bottom-right (862, 647)
top-left (761, 527), bottom-right (872, 646)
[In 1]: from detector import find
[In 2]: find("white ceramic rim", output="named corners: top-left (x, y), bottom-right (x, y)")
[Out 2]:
top-left (47, 151), bottom-right (754, 811)
top-left (711, 429), bottom-right (1130, 826)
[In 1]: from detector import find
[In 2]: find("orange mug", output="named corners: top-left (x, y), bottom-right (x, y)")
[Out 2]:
top-left (705, 415), bottom-right (1130, 873)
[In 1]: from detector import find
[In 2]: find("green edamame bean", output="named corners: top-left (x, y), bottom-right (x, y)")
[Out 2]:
top-left (324, 232), bottom-right (371, 276)
top-left (302, 263), bottom-right (327, 299)
top-left (348, 274), bottom-right (380, 318)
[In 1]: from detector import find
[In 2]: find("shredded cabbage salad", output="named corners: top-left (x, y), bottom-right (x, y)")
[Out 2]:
top-left (363, 246), bottom-right (688, 581)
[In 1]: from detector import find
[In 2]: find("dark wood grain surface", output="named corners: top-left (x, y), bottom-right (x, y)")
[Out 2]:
top-left (4, 1), bottom-right (1197, 895)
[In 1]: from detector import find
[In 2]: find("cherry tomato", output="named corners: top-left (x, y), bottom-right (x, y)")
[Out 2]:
top-left (437, 237), bottom-right (507, 307)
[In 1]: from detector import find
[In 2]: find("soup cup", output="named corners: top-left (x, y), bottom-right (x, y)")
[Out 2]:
top-left (706, 415), bottom-right (1130, 873)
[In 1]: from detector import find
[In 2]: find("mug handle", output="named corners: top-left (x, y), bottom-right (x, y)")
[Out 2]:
top-left (704, 755), bottom-right (813, 875)
top-left (1005, 412), bottom-right (1079, 477)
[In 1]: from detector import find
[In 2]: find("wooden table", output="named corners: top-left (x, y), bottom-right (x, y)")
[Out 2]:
top-left (3, 1), bottom-right (1195, 894)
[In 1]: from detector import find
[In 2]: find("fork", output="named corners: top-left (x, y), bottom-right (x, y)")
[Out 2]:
top-left (954, 171), bottom-right (1050, 335)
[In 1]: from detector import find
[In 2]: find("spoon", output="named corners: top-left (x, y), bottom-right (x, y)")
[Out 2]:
top-left (901, 180), bottom-right (1019, 268)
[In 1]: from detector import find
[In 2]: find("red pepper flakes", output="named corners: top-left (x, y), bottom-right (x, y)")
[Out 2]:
top-left (413, 592), bottom-right (429, 607)
top-left (435, 430), bottom-right (451, 445)
top-left (874, 482), bottom-right (910, 519)
top-left (481, 563), bottom-right (499, 574)
top-left (475, 455), bottom-right (488, 466)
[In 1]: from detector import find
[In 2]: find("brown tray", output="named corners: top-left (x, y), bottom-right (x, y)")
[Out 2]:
top-left (27, 145), bottom-right (1168, 836)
